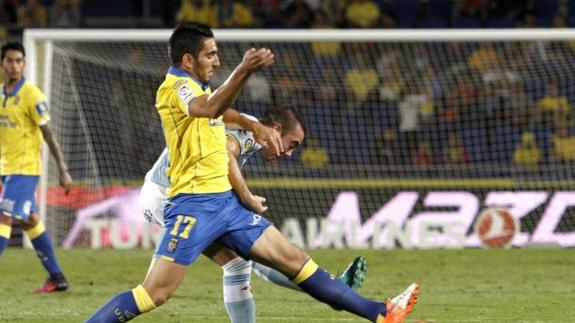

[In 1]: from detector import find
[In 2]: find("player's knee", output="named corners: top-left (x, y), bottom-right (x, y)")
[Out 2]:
top-left (149, 289), bottom-right (172, 306)
top-left (143, 284), bottom-right (176, 306)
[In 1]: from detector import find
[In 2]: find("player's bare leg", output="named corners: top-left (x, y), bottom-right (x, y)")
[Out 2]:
top-left (1, 212), bottom-right (68, 293)
top-left (249, 226), bottom-right (419, 323)
top-left (142, 257), bottom-right (188, 306)
top-left (85, 257), bottom-right (185, 323)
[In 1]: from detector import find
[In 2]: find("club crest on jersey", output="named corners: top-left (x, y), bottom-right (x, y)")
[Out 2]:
top-left (167, 238), bottom-right (178, 253)
top-left (244, 138), bottom-right (255, 150)
top-left (177, 84), bottom-right (194, 103)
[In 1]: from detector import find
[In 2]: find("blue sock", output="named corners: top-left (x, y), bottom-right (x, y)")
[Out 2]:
top-left (0, 223), bottom-right (11, 256)
top-left (86, 285), bottom-right (155, 323)
top-left (26, 222), bottom-right (62, 274)
top-left (222, 257), bottom-right (256, 323)
top-left (293, 259), bottom-right (385, 321)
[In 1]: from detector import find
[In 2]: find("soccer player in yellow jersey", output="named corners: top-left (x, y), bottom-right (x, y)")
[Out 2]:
top-left (86, 22), bottom-right (419, 323)
top-left (0, 42), bottom-right (73, 293)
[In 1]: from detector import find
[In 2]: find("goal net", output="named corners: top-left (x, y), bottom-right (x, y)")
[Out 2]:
top-left (24, 29), bottom-right (575, 249)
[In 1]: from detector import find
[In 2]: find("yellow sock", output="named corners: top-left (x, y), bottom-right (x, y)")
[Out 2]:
top-left (131, 285), bottom-right (156, 313)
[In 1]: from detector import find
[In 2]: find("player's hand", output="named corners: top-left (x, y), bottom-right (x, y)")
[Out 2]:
top-left (253, 123), bottom-right (283, 157)
top-left (243, 194), bottom-right (268, 214)
top-left (59, 170), bottom-right (73, 195)
top-left (240, 48), bottom-right (275, 72)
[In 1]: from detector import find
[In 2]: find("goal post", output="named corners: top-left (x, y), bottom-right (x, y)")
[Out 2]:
top-left (24, 28), bottom-right (575, 249)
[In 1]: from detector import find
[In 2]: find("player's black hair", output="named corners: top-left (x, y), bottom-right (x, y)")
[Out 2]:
top-left (260, 105), bottom-right (306, 136)
top-left (169, 22), bottom-right (214, 66)
top-left (1, 41), bottom-right (25, 61)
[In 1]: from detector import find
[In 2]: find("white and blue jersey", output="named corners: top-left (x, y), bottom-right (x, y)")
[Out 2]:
top-left (145, 128), bottom-right (262, 189)
top-left (140, 117), bottom-right (262, 227)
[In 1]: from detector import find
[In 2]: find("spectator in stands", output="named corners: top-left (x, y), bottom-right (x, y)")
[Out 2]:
top-left (311, 8), bottom-right (341, 59)
top-left (513, 132), bottom-right (542, 166)
top-left (252, 0), bottom-right (282, 27)
top-left (160, 0), bottom-right (180, 27)
top-left (442, 133), bottom-right (468, 165)
top-left (300, 136), bottom-right (329, 168)
top-left (399, 88), bottom-right (427, 164)
top-left (451, 0), bottom-right (487, 28)
top-left (467, 43), bottom-right (499, 73)
top-left (371, 128), bottom-right (400, 166)
top-left (344, 51), bottom-right (379, 102)
top-left (344, 0), bottom-right (381, 28)
top-left (176, 0), bottom-right (217, 26)
top-left (280, 0), bottom-right (313, 28)
top-left (535, 81), bottom-right (569, 127)
top-left (1, 0), bottom-right (19, 25)
top-left (18, 0), bottom-right (47, 28)
top-left (318, 0), bottom-right (346, 27)
top-left (550, 124), bottom-right (575, 163)
top-left (215, 0), bottom-right (255, 28)
top-left (412, 140), bottom-right (434, 166)
top-left (378, 50), bottom-right (406, 101)
top-left (49, 0), bottom-right (81, 28)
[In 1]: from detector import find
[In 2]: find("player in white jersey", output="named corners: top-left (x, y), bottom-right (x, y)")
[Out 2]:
top-left (140, 106), bottom-right (367, 323)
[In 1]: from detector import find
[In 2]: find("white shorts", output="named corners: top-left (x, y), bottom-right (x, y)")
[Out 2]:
top-left (139, 180), bottom-right (168, 227)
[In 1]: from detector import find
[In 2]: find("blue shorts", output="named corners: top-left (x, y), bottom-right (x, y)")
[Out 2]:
top-left (0, 175), bottom-right (39, 221)
top-left (154, 190), bottom-right (272, 265)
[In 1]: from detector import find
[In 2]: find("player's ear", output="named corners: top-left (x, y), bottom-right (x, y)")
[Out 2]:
top-left (181, 53), bottom-right (195, 68)
top-left (272, 123), bottom-right (283, 133)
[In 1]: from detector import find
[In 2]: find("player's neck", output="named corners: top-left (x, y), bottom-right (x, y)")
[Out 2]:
top-left (3, 77), bottom-right (23, 92)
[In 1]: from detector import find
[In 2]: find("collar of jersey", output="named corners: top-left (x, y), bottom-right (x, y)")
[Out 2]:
top-left (168, 66), bottom-right (209, 91)
top-left (2, 77), bottom-right (26, 97)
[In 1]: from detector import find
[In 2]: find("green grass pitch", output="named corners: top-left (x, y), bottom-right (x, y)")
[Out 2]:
top-left (2, 248), bottom-right (574, 322)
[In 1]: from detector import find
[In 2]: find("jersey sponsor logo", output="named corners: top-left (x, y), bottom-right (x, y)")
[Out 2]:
top-left (250, 214), bottom-right (262, 226)
top-left (208, 118), bottom-right (224, 127)
top-left (177, 84), bottom-right (195, 104)
top-left (12, 96), bottom-right (20, 106)
top-left (0, 198), bottom-right (15, 214)
top-left (0, 115), bottom-right (17, 128)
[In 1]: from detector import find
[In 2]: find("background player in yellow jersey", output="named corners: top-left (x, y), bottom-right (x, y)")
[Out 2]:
top-left (86, 22), bottom-right (419, 323)
top-left (0, 42), bottom-right (73, 293)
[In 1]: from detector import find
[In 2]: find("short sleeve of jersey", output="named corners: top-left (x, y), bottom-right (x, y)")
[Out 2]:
top-left (225, 128), bottom-right (262, 168)
top-left (173, 79), bottom-right (201, 115)
top-left (29, 89), bottom-right (50, 126)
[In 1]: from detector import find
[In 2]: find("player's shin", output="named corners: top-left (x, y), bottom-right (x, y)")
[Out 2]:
top-left (85, 285), bottom-right (155, 323)
top-left (252, 262), bottom-right (303, 292)
top-left (26, 221), bottom-right (62, 274)
top-left (222, 257), bottom-right (256, 323)
top-left (0, 222), bottom-right (11, 255)
top-left (292, 259), bottom-right (385, 322)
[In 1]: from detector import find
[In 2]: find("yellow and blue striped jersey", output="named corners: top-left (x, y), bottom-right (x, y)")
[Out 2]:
top-left (0, 78), bottom-right (50, 176)
top-left (156, 66), bottom-right (230, 197)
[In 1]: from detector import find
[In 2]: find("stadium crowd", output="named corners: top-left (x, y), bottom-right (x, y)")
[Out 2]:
top-left (2, 0), bottom-right (575, 179)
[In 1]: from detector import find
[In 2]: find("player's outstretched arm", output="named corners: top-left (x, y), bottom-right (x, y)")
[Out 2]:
top-left (199, 48), bottom-right (274, 119)
top-left (226, 135), bottom-right (268, 214)
top-left (223, 109), bottom-right (283, 156)
top-left (40, 123), bottom-right (72, 194)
